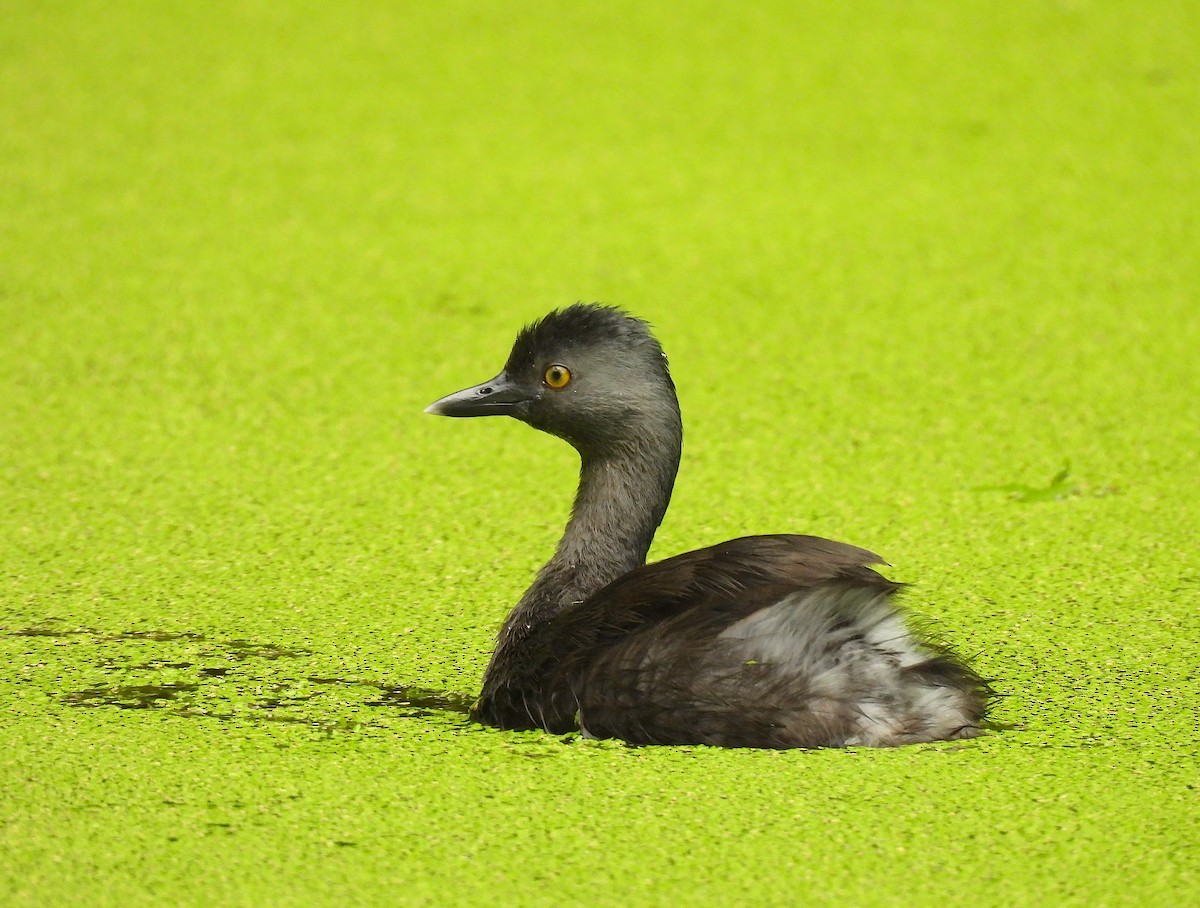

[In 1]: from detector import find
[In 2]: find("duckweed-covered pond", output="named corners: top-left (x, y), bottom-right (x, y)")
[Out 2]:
top-left (3, 2), bottom-right (1198, 904)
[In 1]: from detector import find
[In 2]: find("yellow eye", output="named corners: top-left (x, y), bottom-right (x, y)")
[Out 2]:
top-left (543, 364), bottom-right (572, 389)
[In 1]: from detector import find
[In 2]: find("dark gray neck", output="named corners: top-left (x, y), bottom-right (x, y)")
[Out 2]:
top-left (482, 413), bottom-right (682, 686)
top-left (544, 440), bottom-right (680, 598)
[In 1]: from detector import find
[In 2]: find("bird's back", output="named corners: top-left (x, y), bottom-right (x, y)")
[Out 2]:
top-left (471, 534), bottom-right (992, 747)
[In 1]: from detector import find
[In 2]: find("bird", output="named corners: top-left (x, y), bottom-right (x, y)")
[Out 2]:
top-left (425, 304), bottom-right (992, 748)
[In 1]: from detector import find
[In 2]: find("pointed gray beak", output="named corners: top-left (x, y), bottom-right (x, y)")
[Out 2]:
top-left (425, 373), bottom-right (534, 418)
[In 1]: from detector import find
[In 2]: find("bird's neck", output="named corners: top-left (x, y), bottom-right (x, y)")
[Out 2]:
top-left (486, 420), bottom-right (682, 676)
top-left (554, 441), bottom-right (680, 591)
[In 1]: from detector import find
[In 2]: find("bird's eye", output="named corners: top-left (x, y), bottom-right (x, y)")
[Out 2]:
top-left (543, 364), bottom-right (572, 389)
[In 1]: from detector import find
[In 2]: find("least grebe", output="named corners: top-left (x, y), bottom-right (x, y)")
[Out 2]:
top-left (427, 304), bottom-right (991, 748)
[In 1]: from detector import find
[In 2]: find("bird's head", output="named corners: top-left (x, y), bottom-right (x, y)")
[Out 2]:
top-left (426, 303), bottom-right (679, 455)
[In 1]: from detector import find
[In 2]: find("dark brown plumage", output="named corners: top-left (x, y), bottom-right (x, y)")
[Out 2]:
top-left (426, 304), bottom-right (993, 748)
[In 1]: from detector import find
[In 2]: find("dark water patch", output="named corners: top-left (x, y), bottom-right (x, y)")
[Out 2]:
top-left (218, 640), bottom-right (312, 660)
top-left (252, 694), bottom-right (318, 709)
top-left (53, 651), bottom-right (469, 732)
top-left (57, 674), bottom-right (365, 733)
top-left (106, 630), bottom-right (206, 643)
top-left (11, 623), bottom-right (93, 638)
top-left (11, 624), bottom-right (316, 668)
top-left (364, 685), bottom-right (473, 715)
top-left (307, 676), bottom-right (473, 715)
top-left (64, 682), bottom-right (199, 709)
top-left (175, 707), bottom-right (233, 721)
top-left (131, 660), bottom-right (194, 670)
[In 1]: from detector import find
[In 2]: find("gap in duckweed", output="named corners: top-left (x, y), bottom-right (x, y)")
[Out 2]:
top-left (110, 629), bottom-right (207, 642)
top-left (308, 676), bottom-right (474, 714)
top-left (64, 682), bottom-right (200, 709)
top-left (9, 623), bottom-right (93, 638)
top-left (26, 621), bottom-right (474, 731)
top-left (130, 661), bottom-right (195, 670)
top-left (7, 623), bottom-right (310, 660)
top-left (59, 678), bottom-right (472, 731)
top-left (9, 622), bottom-right (203, 643)
top-left (222, 639), bottom-right (313, 660)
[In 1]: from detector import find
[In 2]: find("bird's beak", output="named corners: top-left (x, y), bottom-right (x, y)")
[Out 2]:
top-left (424, 373), bottom-right (533, 418)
